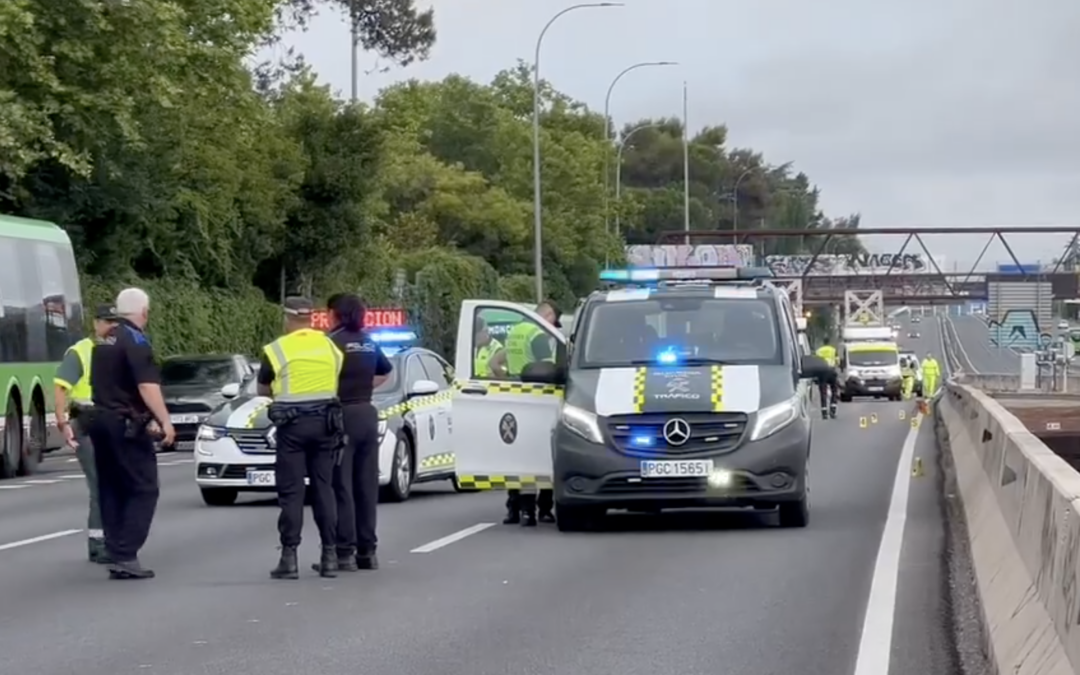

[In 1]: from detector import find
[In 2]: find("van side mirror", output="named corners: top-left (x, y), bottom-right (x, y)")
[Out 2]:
top-left (799, 354), bottom-right (832, 380)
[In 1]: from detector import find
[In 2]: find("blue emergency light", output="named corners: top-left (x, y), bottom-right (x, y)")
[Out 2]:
top-left (599, 266), bottom-right (773, 283)
top-left (370, 328), bottom-right (418, 357)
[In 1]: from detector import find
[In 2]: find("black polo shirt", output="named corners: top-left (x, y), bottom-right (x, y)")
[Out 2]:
top-left (328, 327), bottom-right (393, 404)
top-left (89, 318), bottom-right (161, 414)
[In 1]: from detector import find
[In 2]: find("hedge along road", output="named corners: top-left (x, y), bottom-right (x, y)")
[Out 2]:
top-left (0, 397), bottom-right (959, 675)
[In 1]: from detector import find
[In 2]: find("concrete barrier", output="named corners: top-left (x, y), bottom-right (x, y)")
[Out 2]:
top-left (953, 373), bottom-right (1080, 394)
top-left (939, 380), bottom-right (1080, 674)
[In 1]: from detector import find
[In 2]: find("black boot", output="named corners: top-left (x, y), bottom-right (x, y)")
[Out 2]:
top-left (520, 494), bottom-right (537, 527)
top-left (829, 405), bottom-right (838, 419)
top-left (310, 546), bottom-right (338, 578)
top-left (503, 508), bottom-right (521, 525)
top-left (821, 409), bottom-right (829, 420)
top-left (270, 546), bottom-right (299, 580)
top-left (503, 492), bottom-right (521, 525)
top-left (107, 559), bottom-right (155, 580)
top-left (356, 551), bottom-right (379, 570)
top-left (88, 539), bottom-right (112, 564)
top-left (336, 547), bottom-right (359, 572)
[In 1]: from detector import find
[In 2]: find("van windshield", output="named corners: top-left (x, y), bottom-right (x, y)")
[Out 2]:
top-left (848, 350), bottom-right (898, 367)
top-left (577, 296), bottom-right (783, 368)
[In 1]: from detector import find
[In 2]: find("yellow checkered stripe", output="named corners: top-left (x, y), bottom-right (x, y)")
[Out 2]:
top-left (710, 365), bottom-right (724, 412)
top-left (456, 474), bottom-right (553, 489)
top-left (452, 381), bottom-right (564, 397)
top-left (632, 367), bottom-right (647, 413)
top-left (420, 452), bottom-right (455, 470)
top-left (244, 400), bottom-right (272, 429)
top-left (378, 390), bottom-right (452, 421)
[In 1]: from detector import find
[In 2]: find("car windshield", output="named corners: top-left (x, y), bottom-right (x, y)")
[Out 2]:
top-left (578, 296), bottom-right (782, 368)
top-left (848, 350), bottom-right (898, 367)
top-left (161, 358), bottom-right (236, 387)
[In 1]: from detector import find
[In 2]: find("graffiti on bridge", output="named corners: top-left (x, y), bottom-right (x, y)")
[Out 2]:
top-left (986, 310), bottom-right (1052, 351)
top-left (625, 245), bottom-right (754, 268)
top-left (764, 253), bottom-right (945, 277)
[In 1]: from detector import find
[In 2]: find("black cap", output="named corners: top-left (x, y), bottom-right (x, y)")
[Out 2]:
top-left (283, 296), bottom-right (314, 317)
top-left (94, 304), bottom-right (118, 321)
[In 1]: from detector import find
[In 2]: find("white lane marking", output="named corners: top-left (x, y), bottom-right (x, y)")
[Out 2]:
top-left (0, 485), bottom-right (28, 490)
top-left (942, 315), bottom-right (977, 373)
top-left (21, 479), bottom-right (63, 485)
top-left (57, 474), bottom-right (85, 479)
top-left (410, 522), bottom-right (496, 553)
top-left (851, 414), bottom-right (921, 675)
top-left (66, 458), bottom-right (79, 463)
top-left (0, 529), bottom-right (83, 552)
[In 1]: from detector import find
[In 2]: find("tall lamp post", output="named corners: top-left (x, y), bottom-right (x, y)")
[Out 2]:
top-left (730, 167), bottom-right (754, 232)
top-left (533, 3), bottom-right (622, 303)
top-left (602, 61), bottom-right (677, 235)
top-left (613, 122), bottom-right (665, 236)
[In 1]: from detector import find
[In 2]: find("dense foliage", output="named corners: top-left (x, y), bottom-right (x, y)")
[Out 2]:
top-left (0, 0), bottom-right (860, 357)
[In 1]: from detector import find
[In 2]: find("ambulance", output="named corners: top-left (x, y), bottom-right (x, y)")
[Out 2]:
top-left (838, 326), bottom-right (902, 401)
top-left (451, 266), bottom-right (832, 532)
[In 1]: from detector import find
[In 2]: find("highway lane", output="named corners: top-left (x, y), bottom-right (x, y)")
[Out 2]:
top-left (944, 313), bottom-right (1020, 373)
top-left (0, 404), bottom-right (954, 675)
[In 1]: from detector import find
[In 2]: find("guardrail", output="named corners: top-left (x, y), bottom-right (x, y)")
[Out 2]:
top-left (938, 378), bottom-right (1080, 674)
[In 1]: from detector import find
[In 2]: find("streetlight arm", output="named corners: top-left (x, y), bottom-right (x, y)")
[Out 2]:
top-left (603, 61), bottom-right (677, 139)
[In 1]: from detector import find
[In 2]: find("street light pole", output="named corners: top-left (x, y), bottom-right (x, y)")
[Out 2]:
top-left (533, 2), bottom-right (622, 303)
top-left (731, 167), bottom-right (753, 232)
top-left (602, 61), bottom-right (677, 236)
top-left (614, 122), bottom-right (665, 236)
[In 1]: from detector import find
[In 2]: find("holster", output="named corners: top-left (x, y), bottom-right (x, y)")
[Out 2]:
top-left (123, 412), bottom-right (153, 440)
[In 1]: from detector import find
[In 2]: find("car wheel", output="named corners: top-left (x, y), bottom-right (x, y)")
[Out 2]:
top-left (778, 468), bottom-right (809, 528)
top-left (381, 435), bottom-right (413, 503)
top-left (201, 488), bottom-right (238, 506)
top-left (18, 397), bottom-right (46, 476)
top-left (555, 504), bottom-right (602, 532)
top-left (451, 475), bottom-right (478, 493)
top-left (0, 397), bottom-right (22, 479)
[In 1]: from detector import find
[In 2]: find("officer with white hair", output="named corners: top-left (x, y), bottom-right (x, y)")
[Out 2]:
top-left (87, 287), bottom-right (175, 580)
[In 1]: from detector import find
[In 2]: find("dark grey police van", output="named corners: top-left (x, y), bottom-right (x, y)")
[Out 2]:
top-left (523, 267), bottom-right (833, 531)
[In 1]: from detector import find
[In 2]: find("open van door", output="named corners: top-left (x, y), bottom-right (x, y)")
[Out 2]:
top-left (452, 300), bottom-right (566, 490)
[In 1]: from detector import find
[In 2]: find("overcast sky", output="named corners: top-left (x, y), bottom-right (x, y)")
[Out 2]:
top-left (274, 0), bottom-right (1080, 270)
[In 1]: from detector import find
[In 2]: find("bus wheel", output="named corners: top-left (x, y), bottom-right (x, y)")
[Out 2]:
top-left (18, 396), bottom-right (45, 476)
top-left (0, 398), bottom-right (22, 479)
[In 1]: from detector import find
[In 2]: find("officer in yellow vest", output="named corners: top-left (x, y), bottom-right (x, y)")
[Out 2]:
top-left (922, 352), bottom-right (941, 397)
top-left (900, 356), bottom-right (916, 400)
top-left (815, 338), bottom-right (837, 367)
top-left (473, 317), bottom-right (505, 378)
top-left (502, 301), bottom-right (560, 526)
top-left (256, 297), bottom-right (345, 580)
top-left (54, 304), bottom-right (118, 563)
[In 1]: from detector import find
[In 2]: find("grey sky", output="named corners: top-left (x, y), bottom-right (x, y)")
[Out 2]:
top-left (276, 0), bottom-right (1080, 269)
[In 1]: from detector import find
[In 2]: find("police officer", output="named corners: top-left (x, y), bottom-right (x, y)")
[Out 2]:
top-left (258, 296), bottom-right (344, 580)
top-left (922, 352), bottom-right (941, 397)
top-left (901, 356), bottom-right (916, 400)
top-left (54, 304), bottom-right (118, 563)
top-left (474, 317), bottom-right (506, 378)
top-left (314, 293), bottom-right (392, 574)
top-left (815, 337), bottom-right (837, 368)
top-left (813, 338), bottom-right (840, 419)
top-left (88, 288), bottom-right (175, 580)
top-left (503, 301), bottom-right (560, 527)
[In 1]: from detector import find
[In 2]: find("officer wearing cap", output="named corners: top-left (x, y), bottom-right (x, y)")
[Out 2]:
top-left (53, 304), bottom-right (118, 563)
top-left (258, 296), bottom-right (344, 580)
top-left (88, 288), bottom-right (175, 580)
top-left (314, 293), bottom-right (392, 574)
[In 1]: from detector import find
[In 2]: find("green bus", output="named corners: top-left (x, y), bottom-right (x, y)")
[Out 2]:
top-left (0, 214), bottom-right (83, 477)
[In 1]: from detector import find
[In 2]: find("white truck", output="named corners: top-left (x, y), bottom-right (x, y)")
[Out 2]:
top-left (839, 326), bottom-right (902, 401)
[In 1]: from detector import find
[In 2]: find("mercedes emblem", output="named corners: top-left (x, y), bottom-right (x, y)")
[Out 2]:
top-left (663, 418), bottom-right (691, 446)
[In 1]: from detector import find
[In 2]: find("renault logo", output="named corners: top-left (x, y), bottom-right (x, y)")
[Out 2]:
top-left (663, 418), bottom-right (691, 446)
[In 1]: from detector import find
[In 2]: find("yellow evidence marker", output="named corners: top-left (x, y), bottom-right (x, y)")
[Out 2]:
top-left (899, 410), bottom-right (906, 420)
top-left (870, 413), bottom-right (878, 424)
top-left (911, 416), bottom-right (920, 428)
top-left (859, 417), bottom-right (867, 429)
top-left (911, 457), bottom-right (925, 477)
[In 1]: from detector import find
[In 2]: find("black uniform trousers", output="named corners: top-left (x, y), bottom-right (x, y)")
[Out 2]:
top-left (275, 416), bottom-right (337, 548)
top-left (506, 488), bottom-right (553, 514)
top-left (86, 410), bottom-right (159, 563)
top-left (817, 374), bottom-right (840, 412)
top-left (331, 403), bottom-right (380, 554)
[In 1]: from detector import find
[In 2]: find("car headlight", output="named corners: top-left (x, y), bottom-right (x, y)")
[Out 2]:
top-left (378, 419), bottom-right (387, 438)
top-left (266, 426), bottom-right (276, 448)
top-left (197, 425), bottom-right (225, 441)
top-left (750, 396), bottom-right (799, 441)
top-left (560, 404), bottom-right (603, 444)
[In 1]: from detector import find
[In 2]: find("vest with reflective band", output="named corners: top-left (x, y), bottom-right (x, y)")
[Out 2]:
top-left (815, 345), bottom-right (837, 366)
top-left (505, 323), bottom-right (544, 376)
top-left (262, 329), bottom-right (344, 402)
top-left (922, 358), bottom-right (939, 375)
top-left (901, 365), bottom-right (914, 378)
top-left (474, 338), bottom-right (502, 378)
top-left (65, 338), bottom-right (95, 404)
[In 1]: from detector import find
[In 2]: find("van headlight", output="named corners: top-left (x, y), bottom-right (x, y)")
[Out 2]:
top-left (750, 396), bottom-right (800, 441)
top-left (560, 404), bottom-right (603, 444)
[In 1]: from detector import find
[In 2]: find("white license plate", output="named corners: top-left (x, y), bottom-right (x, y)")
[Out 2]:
top-left (246, 470), bottom-right (275, 486)
top-left (640, 459), bottom-right (714, 478)
top-left (170, 414), bottom-right (201, 424)
top-left (175, 440), bottom-right (195, 451)
top-left (867, 386), bottom-right (884, 392)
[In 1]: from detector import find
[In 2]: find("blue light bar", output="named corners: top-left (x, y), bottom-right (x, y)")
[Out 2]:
top-left (600, 266), bottom-right (772, 282)
top-left (370, 329), bottom-right (418, 343)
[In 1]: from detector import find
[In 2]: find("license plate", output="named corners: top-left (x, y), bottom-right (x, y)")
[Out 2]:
top-left (175, 440), bottom-right (195, 451)
top-left (867, 386), bottom-right (884, 392)
top-left (246, 469), bottom-right (275, 486)
top-left (170, 414), bottom-right (200, 424)
top-left (640, 459), bottom-right (714, 478)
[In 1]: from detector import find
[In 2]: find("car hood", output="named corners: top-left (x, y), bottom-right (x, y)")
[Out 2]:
top-left (205, 392), bottom-right (400, 429)
top-left (565, 364), bottom-right (793, 416)
top-left (163, 384), bottom-right (227, 409)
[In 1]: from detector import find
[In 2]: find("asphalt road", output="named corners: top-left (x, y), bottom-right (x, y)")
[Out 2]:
top-left (943, 313), bottom-right (1020, 373)
top-left (1, 368), bottom-right (957, 674)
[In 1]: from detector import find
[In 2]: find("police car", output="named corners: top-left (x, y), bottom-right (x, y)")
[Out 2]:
top-left (451, 266), bottom-right (832, 532)
top-left (193, 316), bottom-right (458, 506)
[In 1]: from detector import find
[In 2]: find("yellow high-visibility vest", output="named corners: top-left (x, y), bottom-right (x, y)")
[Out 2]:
top-left (474, 339), bottom-right (502, 377)
top-left (55, 338), bottom-right (94, 404)
top-left (262, 329), bottom-right (343, 402)
top-left (505, 322), bottom-right (553, 376)
top-left (815, 344), bottom-right (837, 366)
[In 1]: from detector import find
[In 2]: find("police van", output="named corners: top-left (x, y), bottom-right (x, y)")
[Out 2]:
top-left (451, 266), bottom-right (832, 531)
